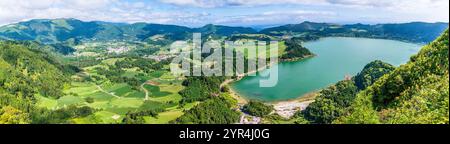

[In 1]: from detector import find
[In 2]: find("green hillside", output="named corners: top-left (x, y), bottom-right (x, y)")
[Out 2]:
top-left (0, 41), bottom-right (87, 124)
top-left (293, 29), bottom-right (448, 124)
top-left (335, 29), bottom-right (449, 124)
top-left (0, 18), bottom-right (448, 124)
top-left (1, 19), bottom-right (447, 44)
top-left (298, 61), bottom-right (396, 124)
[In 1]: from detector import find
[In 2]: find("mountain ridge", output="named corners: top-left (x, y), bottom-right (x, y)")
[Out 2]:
top-left (261, 21), bottom-right (449, 43)
top-left (0, 18), bottom-right (258, 44)
top-left (1, 18), bottom-right (448, 44)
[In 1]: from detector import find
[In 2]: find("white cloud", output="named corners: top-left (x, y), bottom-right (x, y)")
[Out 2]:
top-left (159, 0), bottom-right (324, 8)
top-left (0, 0), bottom-right (448, 27)
top-left (0, 0), bottom-right (202, 26)
top-left (158, 0), bottom-right (449, 24)
top-left (213, 10), bottom-right (336, 26)
top-left (159, 0), bottom-right (448, 9)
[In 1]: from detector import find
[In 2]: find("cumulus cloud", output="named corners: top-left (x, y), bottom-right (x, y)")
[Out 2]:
top-left (159, 0), bottom-right (448, 9)
top-left (159, 0), bottom-right (449, 24)
top-left (0, 0), bottom-right (207, 26)
top-left (213, 10), bottom-right (336, 26)
top-left (0, 0), bottom-right (448, 26)
top-left (159, 0), bottom-right (324, 8)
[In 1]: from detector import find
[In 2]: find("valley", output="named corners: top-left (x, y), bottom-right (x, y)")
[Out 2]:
top-left (0, 19), bottom-right (448, 124)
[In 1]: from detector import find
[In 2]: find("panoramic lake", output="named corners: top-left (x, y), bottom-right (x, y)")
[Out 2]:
top-left (231, 37), bottom-right (422, 102)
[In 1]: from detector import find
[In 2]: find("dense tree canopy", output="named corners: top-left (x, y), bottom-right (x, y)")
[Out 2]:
top-left (301, 80), bottom-right (358, 124)
top-left (174, 97), bottom-right (240, 124)
top-left (0, 42), bottom-right (68, 99)
top-left (0, 106), bottom-right (30, 124)
top-left (179, 77), bottom-right (225, 103)
top-left (298, 60), bottom-right (396, 124)
top-left (354, 60), bottom-right (396, 90)
top-left (243, 101), bottom-right (274, 117)
top-left (0, 42), bottom-right (97, 124)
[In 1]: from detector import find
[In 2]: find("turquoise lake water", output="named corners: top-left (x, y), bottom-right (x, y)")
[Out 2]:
top-left (231, 37), bottom-right (422, 102)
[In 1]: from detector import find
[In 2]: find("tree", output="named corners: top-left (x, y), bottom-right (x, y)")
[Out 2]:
top-left (242, 101), bottom-right (274, 117)
top-left (0, 106), bottom-right (30, 124)
top-left (122, 113), bottom-right (145, 124)
top-left (281, 39), bottom-right (314, 60)
top-left (354, 60), bottom-right (395, 90)
top-left (175, 97), bottom-right (240, 124)
top-left (85, 97), bottom-right (95, 103)
top-left (179, 77), bottom-right (225, 103)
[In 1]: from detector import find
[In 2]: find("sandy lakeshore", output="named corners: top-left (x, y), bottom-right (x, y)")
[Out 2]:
top-left (221, 56), bottom-right (319, 119)
top-left (270, 91), bottom-right (318, 118)
top-left (222, 72), bottom-right (320, 119)
top-left (272, 100), bottom-right (315, 118)
top-left (227, 79), bottom-right (319, 119)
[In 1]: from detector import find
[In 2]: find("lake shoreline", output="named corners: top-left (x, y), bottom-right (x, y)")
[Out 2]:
top-left (231, 37), bottom-right (421, 103)
top-left (222, 54), bottom-right (317, 105)
top-left (226, 74), bottom-right (320, 119)
top-left (227, 37), bottom-right (420, 118)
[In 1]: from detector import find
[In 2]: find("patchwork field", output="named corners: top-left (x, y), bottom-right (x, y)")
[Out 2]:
top-left (34, 56), bottom-right (191, 124)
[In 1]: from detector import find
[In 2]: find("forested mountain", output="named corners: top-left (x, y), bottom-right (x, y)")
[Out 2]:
top-left (261, 21), bottom-right (448, 43)
top-left (1, 19), bottom-right (447, 44)
top-left (0, 19), bottom-right (257, 44)
top-left (0, 19), bottom-right (104, 43)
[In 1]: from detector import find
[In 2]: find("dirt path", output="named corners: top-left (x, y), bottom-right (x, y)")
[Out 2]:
top-left (84, 71), bottom-right (121, 99)
top-left (141, 83), bottom-right (149, 101)
top-left (96, 85), bottom-right (121, 99)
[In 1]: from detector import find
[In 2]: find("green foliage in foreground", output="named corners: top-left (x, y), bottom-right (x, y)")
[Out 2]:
top-left (294, 28), bottom-right (448, 124)
top-left (174, 76), bottom-right (240, 124)
top-left (174, 97), bottom-right (240, 124)
top-left (122, 109), bottom-right (160, 124)
top-left (336, 29), bottom-right (449, 124)
top-left (243, 101), bottom-right (274, 117)
top-left (298, 60), bottom-right (396, 124)
top-left (301, 80), bottom-right (358, 124)
top-left (0, 106), bottom-right (30, 124)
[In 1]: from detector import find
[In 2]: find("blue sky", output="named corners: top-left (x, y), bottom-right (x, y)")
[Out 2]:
top-left (0, 0), bottom-right (448, 27)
